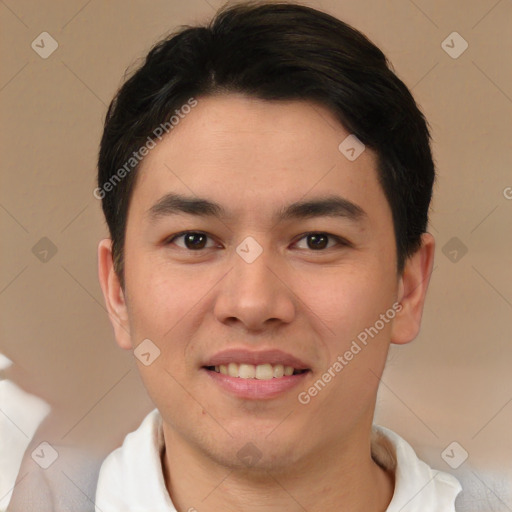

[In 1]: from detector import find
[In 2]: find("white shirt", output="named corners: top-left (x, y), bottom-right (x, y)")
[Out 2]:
top-left (95, 409), bottom-right (462, 512)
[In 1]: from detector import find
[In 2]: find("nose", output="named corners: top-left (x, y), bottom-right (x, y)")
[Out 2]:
top-left (213, 243), bottom-right (296, 332)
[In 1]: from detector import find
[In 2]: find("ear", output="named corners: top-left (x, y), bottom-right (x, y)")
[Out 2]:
top-left (97, 238), bottom-right (132, 350)
top-left (390, 232), bottom-right (435, 345)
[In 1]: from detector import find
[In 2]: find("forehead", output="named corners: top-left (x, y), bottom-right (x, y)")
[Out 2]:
top-left (130, 94), bottom-right (390, 227)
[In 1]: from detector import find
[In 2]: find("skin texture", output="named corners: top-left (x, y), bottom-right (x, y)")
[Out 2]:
top-left (98, 94), bottom-right (435, 511)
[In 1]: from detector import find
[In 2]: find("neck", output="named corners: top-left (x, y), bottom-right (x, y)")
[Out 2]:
top-left (161, 423), bottom-right (395, 512)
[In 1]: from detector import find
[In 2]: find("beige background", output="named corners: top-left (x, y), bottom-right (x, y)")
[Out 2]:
top-left (1, 0), bottom-right (511, 507)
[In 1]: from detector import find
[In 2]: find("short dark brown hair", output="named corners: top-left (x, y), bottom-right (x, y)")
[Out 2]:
top-left (98, 0), bottom-right (435, 288)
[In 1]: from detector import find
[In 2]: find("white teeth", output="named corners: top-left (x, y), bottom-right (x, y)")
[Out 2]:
top-left (211, 362), bottom-right (303, 379)
top-left (228, 362), bottom-right (238, 377)
top-left (284, 366), bottom-right (294, 376)
top-left (239, 364), bottom-right (256, 379)
top-left (273, 364), bottom-right (284, 378)
top-left (255, 364), bottom-right (273, 380)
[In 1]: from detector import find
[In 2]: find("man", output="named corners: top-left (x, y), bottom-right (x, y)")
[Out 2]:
top-left (95, 1), bottom-right (462, 510)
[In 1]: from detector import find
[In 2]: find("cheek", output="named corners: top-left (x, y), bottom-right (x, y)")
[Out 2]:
top-left (124, 265), bottom-right (198, 408)
top-left (124, 262), bottom-right (218, 390)
top-left (124, 250), bottom-right (197, 338)
top-left (295, 262), bottom-right (393, 337)
top-left (297, 263), bottom-right (397, 399)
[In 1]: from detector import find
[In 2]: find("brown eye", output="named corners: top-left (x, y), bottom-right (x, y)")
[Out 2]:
top-left (294, 232), bottom-right (347, 251)
top-left (167, 231), bottom-right (215, 250)
top-left (306, 233), bottom-right (329, 250)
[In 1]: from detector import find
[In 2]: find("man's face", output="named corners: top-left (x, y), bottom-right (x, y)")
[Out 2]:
top-left (113, 94), bottom-right (403, 470)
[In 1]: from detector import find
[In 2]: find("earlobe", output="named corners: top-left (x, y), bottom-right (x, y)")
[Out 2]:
top-left (390, 232), bottom-right (435, 345)
top-left (97, 238), bottom-right (132, 350)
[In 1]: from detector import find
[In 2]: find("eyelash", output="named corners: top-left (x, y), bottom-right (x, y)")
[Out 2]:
top-left (164, 231), bottom-right (351, 252)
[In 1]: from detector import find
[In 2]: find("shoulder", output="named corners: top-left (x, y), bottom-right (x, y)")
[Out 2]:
top-left (371, 424), bottom-right (462, 512)
top-left (95, 409), bottom-right (175, 512)
top-left (102, 408), bottom-right (162, 466)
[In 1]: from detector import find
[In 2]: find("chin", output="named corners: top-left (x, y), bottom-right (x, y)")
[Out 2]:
top-left (201, 433), bottom-right (303, 474)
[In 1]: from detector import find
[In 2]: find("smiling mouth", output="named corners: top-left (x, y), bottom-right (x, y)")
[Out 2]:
top-left (204, 363), bottom-right (309, 380)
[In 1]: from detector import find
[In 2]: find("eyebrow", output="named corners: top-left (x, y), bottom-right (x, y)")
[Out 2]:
top-left (147, 192), bottom-right (367, 224)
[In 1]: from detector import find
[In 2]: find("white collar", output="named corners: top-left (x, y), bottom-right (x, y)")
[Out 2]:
top-left (95, 409), bottom-right (462, 512)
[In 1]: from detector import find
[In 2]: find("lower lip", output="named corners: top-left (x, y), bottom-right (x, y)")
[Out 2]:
top-left (203, 368), bottom-right (309, 400)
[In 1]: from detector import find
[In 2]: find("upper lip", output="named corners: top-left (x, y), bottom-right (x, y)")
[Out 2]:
top-left (203, 349), bottom-right (310, 370)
